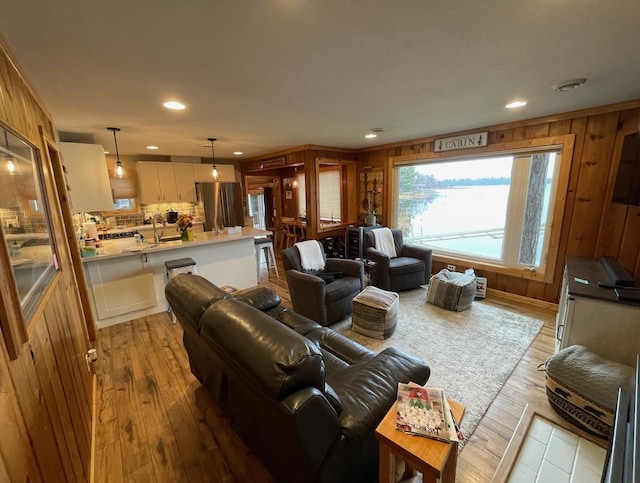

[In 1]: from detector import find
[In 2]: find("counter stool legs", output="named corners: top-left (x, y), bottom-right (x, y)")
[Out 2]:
top-left (164, 257), bottom-right (197, 323)
top-left (255, 238), bottom-right (279, 283)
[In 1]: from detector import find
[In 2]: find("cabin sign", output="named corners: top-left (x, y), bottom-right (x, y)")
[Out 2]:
top-left (434, 132), bottom-right (488, 152)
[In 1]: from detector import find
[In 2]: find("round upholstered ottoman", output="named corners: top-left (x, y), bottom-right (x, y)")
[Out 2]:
top-left (351, 286), bottom-right (399, 339)
top-left (545, 345), bottom-right (634, 438)
top-left (426, 269), bottom-right (476, 311)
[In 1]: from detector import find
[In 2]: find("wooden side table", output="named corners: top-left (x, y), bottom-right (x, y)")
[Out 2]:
top-left (375, 400), bottom-right (465, 483)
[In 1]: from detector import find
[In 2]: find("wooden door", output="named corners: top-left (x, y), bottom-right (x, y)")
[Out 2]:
top-left (137, 163), bottom-right (162, 203)
top-left (157, 164), bottom-right (178, 201)
top-left (173, 164), bottom-right (196, 202)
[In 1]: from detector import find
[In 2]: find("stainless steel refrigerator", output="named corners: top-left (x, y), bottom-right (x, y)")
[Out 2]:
top-left (197, 182), bottom-right (244, 231)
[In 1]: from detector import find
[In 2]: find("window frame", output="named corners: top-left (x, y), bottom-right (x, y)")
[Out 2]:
top-left (389, 135), bottom-right (575, 283)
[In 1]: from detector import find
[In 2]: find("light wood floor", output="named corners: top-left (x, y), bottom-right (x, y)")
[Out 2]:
top-left (93, 258), bottom-right (604, 482)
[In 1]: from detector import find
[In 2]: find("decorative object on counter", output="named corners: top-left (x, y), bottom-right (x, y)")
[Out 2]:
top-left (107, 127), bottom-right (126, 178)
top-left (176, 213), bottom-right (194, 241)
top-left (166, 209), bottom-right (178, 224)
top-left (207, 137), bottom-right (219, 180)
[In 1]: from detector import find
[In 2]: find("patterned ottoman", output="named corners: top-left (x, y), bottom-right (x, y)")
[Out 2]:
top-left (545, 345), bottom-right (634, 438)
top-left (426, 269), bottom-right (476, 311)
top-left (351, 286), bottom-right (399, 339)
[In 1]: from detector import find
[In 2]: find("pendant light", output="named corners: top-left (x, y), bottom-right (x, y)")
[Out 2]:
top-left (208, 137), bottom-right (219, 180)
top-left (292, 167), bottom-right (298, 188)
top-left (107, 127), bottom-right (126, 178)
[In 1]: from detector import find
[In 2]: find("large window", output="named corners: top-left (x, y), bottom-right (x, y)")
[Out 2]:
top-left (0, 126), bottom-right (57, 323)
top-left (295, 167), bottom-right (344, 223)
top-left (393, 138), bottom-right (573, 280)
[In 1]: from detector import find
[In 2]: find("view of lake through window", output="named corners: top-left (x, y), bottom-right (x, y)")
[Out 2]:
top-left (397, 152), bottom-right (556, 268)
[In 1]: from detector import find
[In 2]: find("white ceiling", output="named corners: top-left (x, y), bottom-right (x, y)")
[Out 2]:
top-left (2, 1), bottom-right (640, 161)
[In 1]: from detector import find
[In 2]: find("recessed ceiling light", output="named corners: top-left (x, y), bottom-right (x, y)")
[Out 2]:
top-left (365, 128), bottom-right (384, 139)
top-left (506, 100), bottom-right (527, 109)
top-left (554, 78), bottom-right (587, 92)
top-left (163, 101), bottom-right (185, 110)
top-left (233, 151), bottom-right (243, 156)
top-left (146, 145), bottom-right (159, 150)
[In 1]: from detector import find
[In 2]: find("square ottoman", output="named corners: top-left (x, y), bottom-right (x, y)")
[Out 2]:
top-left (426, 269), bottom-right (476, 311)
top-left (545, 344), bottom-right (634, 438)
top-left (352, 286), bottom-right (399, 339)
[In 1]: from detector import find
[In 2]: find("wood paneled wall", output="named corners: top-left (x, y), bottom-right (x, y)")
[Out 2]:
top-left (360, 101), bottom-right (640, 303)
top-left (0, 38), bottom-right (93, 481)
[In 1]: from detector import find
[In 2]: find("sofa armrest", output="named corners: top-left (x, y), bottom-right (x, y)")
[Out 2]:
top-left (285, 269), bottom-right (328, 322)
top-left (305, 327), bottom-right (375, 365)
top-left (329, 347), bottom-right (430, 440)
top-left (366, 247), bottom-right (391, 289)
top-left (281, 387), bottom-right (342, 468)
top-left (401, 244), bottom-right (432, 271)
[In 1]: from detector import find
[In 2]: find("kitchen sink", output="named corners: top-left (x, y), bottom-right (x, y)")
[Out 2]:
top-left (159, 235), bottom-right (182, 242)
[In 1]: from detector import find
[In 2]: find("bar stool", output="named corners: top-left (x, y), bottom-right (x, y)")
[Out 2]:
top-left (254, 237), bottom-right (279, 282)
top-left (164, 257), bottom-right (197, 323)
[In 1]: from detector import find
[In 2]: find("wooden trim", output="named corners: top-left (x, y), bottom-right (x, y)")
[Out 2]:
top-left (486, 288), bottom-right (557, 313)
top-left (40, 128), bottom-right (97, 342)
top-left (361, 98), bottom-right (640, 154)
top-left (90, 373), bottom-right (97, 483)
top-left (394, 135), bottom-right (575, 284)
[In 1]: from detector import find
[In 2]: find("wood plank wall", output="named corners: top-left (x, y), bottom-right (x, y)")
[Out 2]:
top-left (360, 102), bottom-right (640, 303)
top-left (0, 39), bottom-right (93, 481)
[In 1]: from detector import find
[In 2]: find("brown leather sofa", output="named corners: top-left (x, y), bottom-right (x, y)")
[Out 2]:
top-left (165, 274), bottom-right (430, 483)
top-left (364, 228), bottom-right (433, 291)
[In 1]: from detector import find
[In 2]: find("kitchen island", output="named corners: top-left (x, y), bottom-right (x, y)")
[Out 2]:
top-left (82, 227), bottom-right (270, 328)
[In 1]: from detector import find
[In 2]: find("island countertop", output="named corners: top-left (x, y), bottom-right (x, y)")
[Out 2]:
top-left (81, 227), bottom-right (271, 263)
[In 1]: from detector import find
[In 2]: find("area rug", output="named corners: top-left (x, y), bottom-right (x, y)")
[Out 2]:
top-left (332, 286), bottom-right (543, 445)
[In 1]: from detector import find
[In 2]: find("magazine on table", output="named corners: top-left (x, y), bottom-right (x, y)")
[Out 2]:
top-left (395, 382), bottom-right (463, 443)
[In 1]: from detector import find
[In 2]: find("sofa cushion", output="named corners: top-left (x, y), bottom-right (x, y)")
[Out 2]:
top-left (234, 286), bottom-right (281, 311)
top-left (200, 299), bottom-right (326, 399)
top-left (389, 256), bottom-right (426, 276)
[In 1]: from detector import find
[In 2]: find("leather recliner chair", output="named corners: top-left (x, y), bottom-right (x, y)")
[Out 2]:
top-left (281, 241), bottom-right (364, 326)
top-left (364, 228), bottom-right (433, 291)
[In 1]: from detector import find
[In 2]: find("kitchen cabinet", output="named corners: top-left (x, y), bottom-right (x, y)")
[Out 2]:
top-left (136, 162), bottom-right (196, 203)
top-left (60, 142), bottom-right (114, 212)
top-left (555, 256), bottom-right (640, 366)
top-left (86, 256), bottom-right (157, 320)
top-left (193, 163), bottom-right (236, 182)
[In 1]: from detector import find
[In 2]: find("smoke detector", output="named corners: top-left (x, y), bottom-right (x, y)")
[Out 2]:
top-left (554, 78), bottom-right (587, 92)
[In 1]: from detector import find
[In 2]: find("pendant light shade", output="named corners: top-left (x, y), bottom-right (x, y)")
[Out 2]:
top-left (208, 137), bottom-right (219, 180)
top-left (107, 127), bottom-right (126, 178)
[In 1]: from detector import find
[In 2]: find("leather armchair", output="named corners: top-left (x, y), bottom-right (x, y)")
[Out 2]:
top-left (364, 228), bottom-right (432, 291)
top-left (281, 241), bottom-right (364, 326)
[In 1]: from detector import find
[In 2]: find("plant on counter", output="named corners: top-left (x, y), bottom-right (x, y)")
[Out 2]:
top-left (176, 213), bottom-right (194, 233)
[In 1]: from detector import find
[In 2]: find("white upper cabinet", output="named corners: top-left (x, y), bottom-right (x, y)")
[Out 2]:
top-left (60, 142), bottom-right (114, 213)
top-left (136, 162), bottom-right (196, 203)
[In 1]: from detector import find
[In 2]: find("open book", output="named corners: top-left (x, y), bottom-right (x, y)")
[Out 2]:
top-left (395, 382), bottom-right (463, 443)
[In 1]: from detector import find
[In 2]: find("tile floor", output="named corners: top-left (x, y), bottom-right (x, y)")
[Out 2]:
top-left (507, 416), bottom-right (606, 483)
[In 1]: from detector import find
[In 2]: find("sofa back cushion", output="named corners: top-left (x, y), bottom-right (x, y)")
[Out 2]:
top-left (200, 299), bottom-right (326, 399)
top-left (165, 274), bottom-right (231, 333)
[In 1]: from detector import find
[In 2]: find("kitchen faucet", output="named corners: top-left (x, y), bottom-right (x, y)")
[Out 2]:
top-left (152, 213), bottom-right (166, 243)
